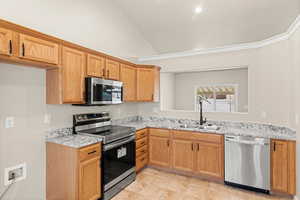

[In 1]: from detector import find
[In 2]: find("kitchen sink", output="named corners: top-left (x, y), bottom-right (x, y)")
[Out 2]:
top-left (179, 124), bottom-right (220, 131)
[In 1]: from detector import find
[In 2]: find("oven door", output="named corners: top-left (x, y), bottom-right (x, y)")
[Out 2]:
top-left (103, 136), bottom-right (136, 191)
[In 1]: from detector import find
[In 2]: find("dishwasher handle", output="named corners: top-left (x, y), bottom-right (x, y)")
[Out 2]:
top-left (225, 139), bottom-right (270, 146)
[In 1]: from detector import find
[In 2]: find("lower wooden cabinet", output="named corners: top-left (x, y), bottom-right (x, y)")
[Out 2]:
top-left (47, 142), bottom-right (102, 200)
top-left (171, 131), bottom-right (224, 179)
top-left (194, 141), bottom-right (224, 178)
top-left (271, 139), bottom-right (296, 195)
top-left (172, 139), bottom-right (194, 172)
top-left (136, 129), bottom-right (149, 172)
top-left (149, 129), bottom-right (171, 168)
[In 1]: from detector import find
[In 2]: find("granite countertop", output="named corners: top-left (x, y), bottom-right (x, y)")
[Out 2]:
top-left (46, 134), bottom-right (102, 148)
top-left (116, 117), bottom-right (296, 141)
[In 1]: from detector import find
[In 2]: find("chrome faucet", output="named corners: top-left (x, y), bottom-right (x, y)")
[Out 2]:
top-left (198, 95), bottom-right (211, 125)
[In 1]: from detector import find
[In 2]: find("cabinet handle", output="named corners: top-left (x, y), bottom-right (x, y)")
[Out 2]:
top-left (88, 150), bottom-right (97, 155)
top-left (273, 142), bottom-right (276, 152)
top-left (197, 144), bottom-right (199, 151)
top-left (22, 43), bottom-right (25, 56)
top-left (191, 143), bottom-right (194, 151)
top-left (167, 140), bottom-right (170, 147)
top-left (9, 40), bottom-right (12, 55)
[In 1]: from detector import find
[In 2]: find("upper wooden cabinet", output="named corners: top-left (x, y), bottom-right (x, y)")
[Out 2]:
top-left (105, 59), bottom-right (120, 80)
top-left (149, 129), bottom-right (171, 168)
top-left (62, 46), bottom-right (86, 104)
top-left (0, 28), bottom-right (13, 56)
top-left (19, 34), bottom-right (59, 65)
top-left (137, 66), bottom-right (160, 102)
top-left (87, 54), bottom-right (105, 78)
top-left (120, 64), bottom-right (137, 102)
top-left (271, 139), bottom-right (296, 195)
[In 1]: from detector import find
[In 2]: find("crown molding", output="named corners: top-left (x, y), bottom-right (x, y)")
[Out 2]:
top-left (138, 15), bottom-right (300, 62)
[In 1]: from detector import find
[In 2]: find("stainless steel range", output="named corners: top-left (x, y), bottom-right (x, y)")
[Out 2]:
top-left (73, 112), bottom-right (136, 200)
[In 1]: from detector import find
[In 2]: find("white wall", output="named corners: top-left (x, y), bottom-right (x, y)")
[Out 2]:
top-left (160, 73), bottom-right (175, 110)
top-left (171, 68), bottom-right (248, 112)
top-left (0, 0), bottom-right (155, 199)
top-left (140, 39), bottom-right (294, 127)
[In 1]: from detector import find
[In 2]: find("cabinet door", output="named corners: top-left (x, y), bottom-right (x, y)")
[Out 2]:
top-left (149, 136), bottom-right (170, 167)
top-left (195, 142), bottom-right (224, 179)
top-left (105, 59), bottom-right (120, 80)
top-left (62, 47), bottom-right (86, 103)
top-left (79, 157), bottom-right (101, 200)
top-left (0, 28), bottom-right (12, 56)
top-left (19, 34), bottom-right (59, 65)
top-left (120, 64), bottom-right (137, 101)
top-left (271, 140), bottom-right (290, 193)
top-left (87, 54), bottom-right (105, 78)
top-left (137, 68), bottom-right (154, 101)
top-left (172, 139), bottom-right (194, 172)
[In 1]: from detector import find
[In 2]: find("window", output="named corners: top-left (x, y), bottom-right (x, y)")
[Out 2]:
top-left (195, 84), bottom-right (238, 112)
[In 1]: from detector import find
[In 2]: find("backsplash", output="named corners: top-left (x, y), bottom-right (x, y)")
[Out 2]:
top-left (47, 115), bottom-right (296, 139)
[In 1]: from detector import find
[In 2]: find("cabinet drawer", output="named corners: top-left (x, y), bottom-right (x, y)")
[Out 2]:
top-left (79, 143), bottom-right (101, 162)
top-left (172, 130), bottom-right (223, 144)
top-left (149, 128), bottom-right (170, 138)
top-left (136, 129), bottom-right (148, 140)
top-left (136, 137), bottom-right (147, 149)
top-left (136, 145), bottom-right (148, 157)
top-left (136, 154), bottom-right (148, 171)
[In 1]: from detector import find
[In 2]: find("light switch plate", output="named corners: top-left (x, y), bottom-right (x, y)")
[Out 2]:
top-left (5, 117), bottom-right (15, 128)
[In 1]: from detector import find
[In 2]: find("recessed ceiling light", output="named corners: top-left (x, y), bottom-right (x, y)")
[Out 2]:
top-left (195, 6), bottom-right (203, 14)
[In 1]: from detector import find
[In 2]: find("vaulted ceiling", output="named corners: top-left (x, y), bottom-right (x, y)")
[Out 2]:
top-left (112, 0), bottom-right (300, 54)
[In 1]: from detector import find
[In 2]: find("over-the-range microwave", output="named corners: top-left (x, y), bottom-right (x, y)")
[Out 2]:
top-left (85, 77), bottom-right (123, 105)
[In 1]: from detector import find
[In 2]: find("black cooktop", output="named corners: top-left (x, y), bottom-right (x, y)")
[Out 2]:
top-left (78, 125), bottom-right (136, 144)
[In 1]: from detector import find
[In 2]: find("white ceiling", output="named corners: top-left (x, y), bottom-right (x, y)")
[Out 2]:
top-left (112, 0), bottom-right (300, 54)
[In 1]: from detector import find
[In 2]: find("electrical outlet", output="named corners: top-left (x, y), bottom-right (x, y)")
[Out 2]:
top-left (261, 111), bottom-right (267, 119)
top-left (4, 163), bottom-right (26, 186)
top-left (44, 114), bottom-right (51, 124)
top-left (296, 114), bottom-right (299, 125)
top-left (5, 117), bottom-right (15, 128)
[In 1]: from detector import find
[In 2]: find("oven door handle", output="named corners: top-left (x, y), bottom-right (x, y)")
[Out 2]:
top-left (104, 135), bottom-right (135, 151)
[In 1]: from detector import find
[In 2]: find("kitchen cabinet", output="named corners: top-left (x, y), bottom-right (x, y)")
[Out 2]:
top-left (171, 130), bottom-right (224, 179)
top-left (79, 157), bottom-right (101, 200)
top-left (62, 46), bottom-right (86, 104)
top-left (149, 129), bottom-right (171, 167)
top-left (105, 59), bottom-right (120, 80)
top-left (87, 54), bottom-right (105, 78)
top-left (19, 34), bottom-right (59, 65)
top-left (120, 64), bottom-right (137, 101)
top-left (136, 129), bottom-right (149, 172)
top-left (271, 139), bottom-right (295, 195)
top-left (47, 142), bottom-right (102, 200)
top-left (194, 142), bottom-right (224, 178)
top-left (137, 67), bottom-right (154, 101)
top-left (0, 27), bottom-right (13, 56)
top-left (172, 139), bottom-right (194, 172)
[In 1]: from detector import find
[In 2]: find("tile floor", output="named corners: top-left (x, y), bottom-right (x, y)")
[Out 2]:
top-left (112, 168), bottom-right (291, 200)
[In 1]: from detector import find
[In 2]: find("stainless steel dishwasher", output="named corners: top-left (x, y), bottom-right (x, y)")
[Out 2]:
top-left (224, 135), bottom-right (270, 193)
